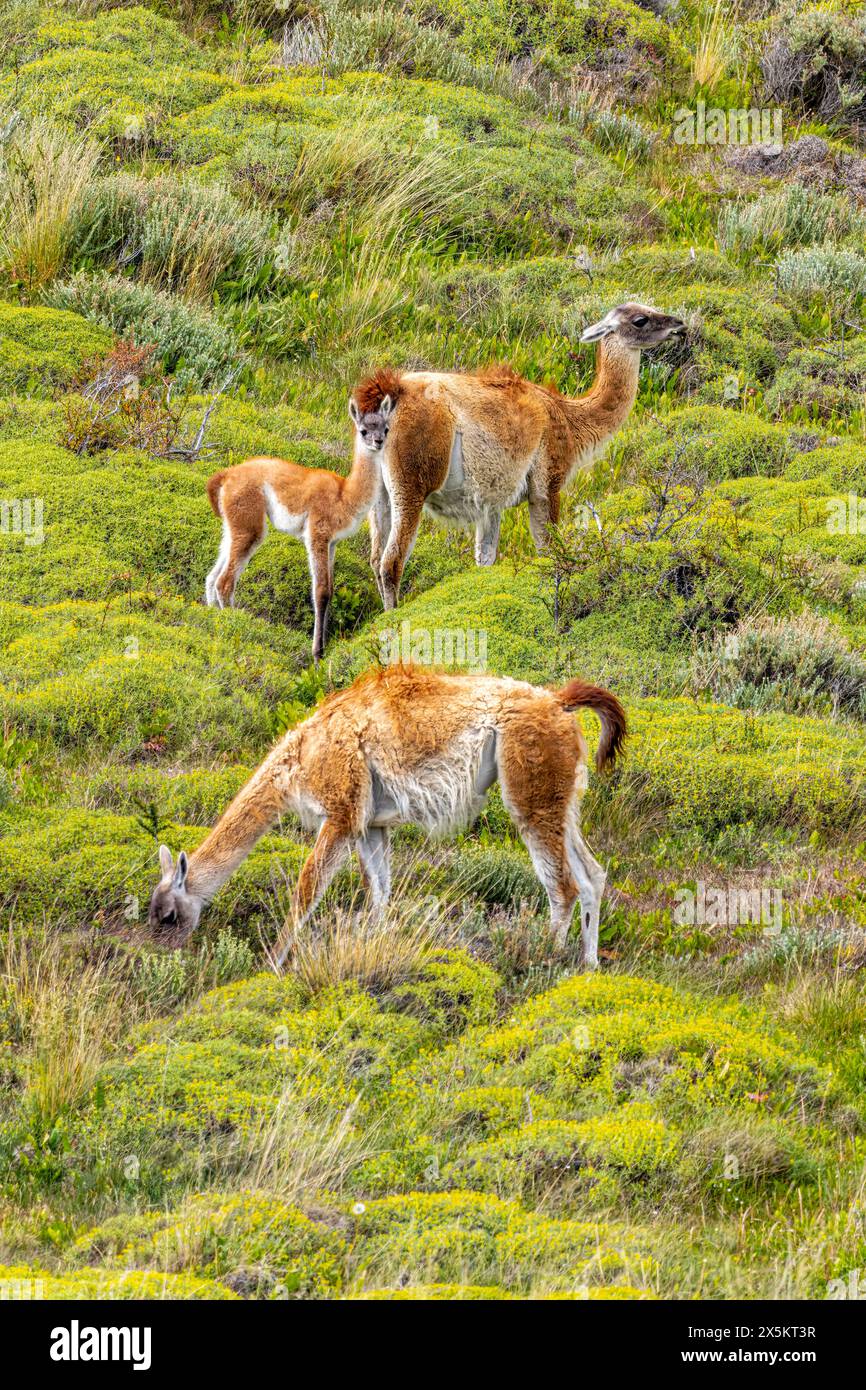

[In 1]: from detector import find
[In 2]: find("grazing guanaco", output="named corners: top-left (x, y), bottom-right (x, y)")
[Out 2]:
top-left (147, 663), bottom-right (626, 970)
top-left (350, 303), bottom-right (686, 608)
top-left (204, 413), bottom-right (391, 660)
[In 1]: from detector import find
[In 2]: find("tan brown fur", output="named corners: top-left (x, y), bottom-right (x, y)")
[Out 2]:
top-left (352, 302), bottom-right (685, 607)
top-left (147, 664), bottom-right (627, 970)
top-left (204, 448), bottom-right (381, 661)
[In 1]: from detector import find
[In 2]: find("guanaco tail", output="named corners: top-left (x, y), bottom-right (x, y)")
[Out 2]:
top-left (148, 664), bottom-right (627, 970)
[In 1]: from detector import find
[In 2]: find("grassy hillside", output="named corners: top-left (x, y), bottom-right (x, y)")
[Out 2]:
top-left (1, 0), bottom-right (866, 1300)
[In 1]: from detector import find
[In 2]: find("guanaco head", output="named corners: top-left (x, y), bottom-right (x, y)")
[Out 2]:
top-left (580, 302), bottom-right (685, 350)
top-left (148, 845), bottom-right (203, 943)
top-left (349, 394), bottom-right (394, 455)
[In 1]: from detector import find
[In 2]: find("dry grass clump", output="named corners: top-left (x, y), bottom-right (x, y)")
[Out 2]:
top-left (0, 929), bottom-right (135, 1132)
top-left (691, 0), bottom-right (742, 91)
top-left (273, 891), bottom-right (458, 997)
top-left (0, 117), bottom-right (100, 294)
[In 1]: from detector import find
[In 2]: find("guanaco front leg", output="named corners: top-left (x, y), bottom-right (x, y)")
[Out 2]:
top-left (272, 819), bottom-right (352, 967)
top-left (308, 536), bottom-right (333, 663)
top-left (380, 492), bottom-right (424, 611)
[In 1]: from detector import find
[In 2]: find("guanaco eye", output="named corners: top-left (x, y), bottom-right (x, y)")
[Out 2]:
top-left (633, 315), bottom-right (648, 327)
top-left (360, 428), bottom-right (368, 437)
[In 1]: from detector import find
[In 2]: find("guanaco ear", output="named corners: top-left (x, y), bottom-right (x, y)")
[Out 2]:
top-left (580, 312), bottom-right (617, 343)
top-left (159, 844), bottom-right (174, 879)
top-left (349, 398), bottom-right (361, 426)
top-left (173, 850), bottom-right (189, 892)
top-left (380, 394), bottom-right (394, 419)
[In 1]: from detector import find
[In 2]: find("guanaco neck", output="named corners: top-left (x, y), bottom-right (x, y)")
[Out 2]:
top-left (185, 736), bottom-right (299, 902)
top-left (563, 335), bottom-right (641, 453)
top-left (339, 445), bottom-right (382, 526)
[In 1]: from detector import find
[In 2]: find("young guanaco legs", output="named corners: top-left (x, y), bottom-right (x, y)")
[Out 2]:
top-left (350, 303), bottom-right (686, 608)
top-left (148, 664), bottom-right (626, 970)
top-left (204, 400), bottom-right (392, 661)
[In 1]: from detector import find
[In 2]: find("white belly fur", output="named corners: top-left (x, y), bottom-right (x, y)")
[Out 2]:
top-left (263, 482), bottom-right (307, 536)
top-left (370, 728), bottom-right (498, 833)
top-left (424, 427), bottom-right (532, 527)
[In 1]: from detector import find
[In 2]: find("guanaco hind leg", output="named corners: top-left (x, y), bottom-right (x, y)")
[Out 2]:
top-left (567, 827), bottom-right (606, 970)
top-left (214, 505), bottom-right (266, 608)
top-left (355, 827), bottom-right (391, 909)
top-left (205, 520), bottom-right (231, 605)
top-left (496, 714), bottom-right (602, 966)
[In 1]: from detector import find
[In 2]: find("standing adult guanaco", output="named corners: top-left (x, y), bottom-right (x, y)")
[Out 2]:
top-left (147, 663), bottom-right (626, 970)
top-left (350, 303), bottom-right (686, 608)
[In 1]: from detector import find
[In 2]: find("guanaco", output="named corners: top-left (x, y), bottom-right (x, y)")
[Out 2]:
top-left (204, 406), bottom-right (392, 661)
top-left (148, 664), bottom-right (626, 970)
top-left (350, 303), bottom-right (686, 608)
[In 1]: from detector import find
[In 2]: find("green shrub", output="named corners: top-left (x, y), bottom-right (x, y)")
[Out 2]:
top-left (625, 697), bottom-right (866, 835)
top-left (71, 172), bottom-right (273, 302)
top-left (760, 2), bottom-right (866, 126)
top-left (408, 0), bottom-right (688, 82)
top-left (374, 971), bottom-right (827, 1213)
top-left (282, 1), bottom-right (516, 94)
top-left (0, 805), bottom-right (306, 931)
top-left (98, 1190), bottom-right (348, 1297)
top-left (0, 598), bottom-right (307, 757)
top-left (3, 7), bottom-right (228, 142)
top-left (718, 185), bottom-right (866, 259)
top-left (786, 441), bottom-right (866, 490)
top-left (775, 248), bottom-right (866, 311)
top-left (625, 406), bottom-right (795, 482)
top-left (170, 73), bottom-right (657, 259)
top-left (346, 1190), bottom-right (652, 1290)
top-left (448, 843), bottom-right (545, 910)
top-left (765, 341), bottom-right (866, 424)
top-left (46, 272), bottom-right (242, 388)
top-left (694, 611), bottom-right (866, 721)
top-left (666, 285), bottom-right (798, 394)
top-left (0, 1264), bottom-right (238, 1299)
top-left (46, 953), bottom-right (499, 1200)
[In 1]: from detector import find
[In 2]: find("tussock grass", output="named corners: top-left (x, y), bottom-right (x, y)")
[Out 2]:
top-left (776, 247), bottom-right (866, 312)
top-left (262, 115), bottom-right (481, 369)
top-left (690, 0), bottom-right (741, 91)
top-left (274, 892), bottom-right (458, 997)
top-left (242, 1090), bottom-right (370, 1207)
top-left (0, 929), bottom-right (134, 1133)
top-left (0, 117), bottom-right (100, 295)
top-left (280, 3), bottom-right (518, 98)
top-left (694, 610), bottom-right (866, 721)
top-left (73, 173), bottom-right (272, 303)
